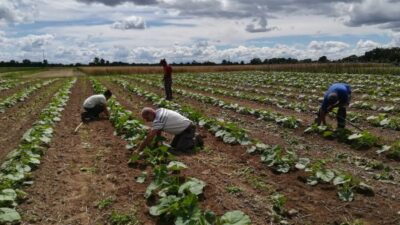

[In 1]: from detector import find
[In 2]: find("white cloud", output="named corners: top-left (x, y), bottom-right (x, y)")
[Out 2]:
top-left (77, 0), bottom-right (157, 6)
top-left (245, 17), bottom-right (278, 33)
top-left (17, 34), bottom-right (55, 52)
top-left (111, 16), bottom-right (146, 30)
top-left (345, 0), bottom-right (400, 31)
top-left (356, 39), bottom-right (381, 50)
top-left (388, 33), bottom-right (400, 46)
top-left (308, 41), bottom-right (350, 53)
top-left (0, 0), bottom-right (37, 25)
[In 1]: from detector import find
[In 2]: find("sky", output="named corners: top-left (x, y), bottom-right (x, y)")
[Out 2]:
top-left (0, 0), bottom-right (400, 64)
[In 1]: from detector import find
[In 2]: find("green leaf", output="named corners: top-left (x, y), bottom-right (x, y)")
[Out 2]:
top-left (167, 161), bottom-right (188, 171)
top-left (215, 130), bottom-right (226, 138)
top-left (338, 188), bottom-right (354, 202)
top-left (40, 136), bottom-right (51, 144)
top-left (0, 208), bottom-right (21, 223)
top-left (0, 189), bottom-right (17, 207)
top-left (128, 154), bottom-right (140, 166)
top-left (316, 169), bottom-right (335, 183)
top-left (348, 133), bottom-right (363, 140)
top-left (220, 211), bottom-right (251, 225)
top-left (295, 158), bottom-right (310, 170)
top-left (178, 178), bottom-right (206, 196)
top-left (223, 135), bottom-right (237, 144)
top-left (136, 172), bottom-right (147, 184)
top-left (333, 174), bottom-right (352, 186)
top-left (149, 195), bottom-right (180, 216)
top-left (145, 181), bottom-right (159, 199)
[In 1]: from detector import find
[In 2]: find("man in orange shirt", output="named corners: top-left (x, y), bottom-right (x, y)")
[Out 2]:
top-left (160, 59), bottom-right (173, 100)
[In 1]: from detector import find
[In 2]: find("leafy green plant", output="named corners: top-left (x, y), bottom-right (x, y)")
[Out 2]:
top-left (382, 141), bottom-right (400, 161)
top-left (90, 78), bottom-right (253, 224)
top-left (109, 211), bottom-right (139, 225)
top-left (0, 79), bottom-right (75, 223)
top-left (305, 160), bottom-right (336, 185)
top-left (260, 145), bottom-right (297, 173)
top-left (0, 79), bottom-right (57, 113)
top-left (225, 186), bottom-right (242, 194)
top-left (96, 197), bottom-right (115, 209)
top-left (348, 131), bottom-right (379, 150)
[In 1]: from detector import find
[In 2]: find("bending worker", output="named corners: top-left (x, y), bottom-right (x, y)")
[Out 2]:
top-left (317, 83), bottom-right (352, 128)
top-left (136, 107), bottom-right (203, 153)
top-left (81, 90), bottom-right (112, 122)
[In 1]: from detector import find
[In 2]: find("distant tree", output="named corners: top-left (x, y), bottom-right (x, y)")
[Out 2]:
top-left (100, 58), bottom-right (105, 65)
top-left (318, 56), bottom-right (329, 63)
top-left (93, 57), bottom-right (100, 65)
top-left (250, 58), bottom-right (262, 65)
top-left (22, 59), bottom-right (31, 65)
top-left (341, 55), bottom-right (359, 63)
top-left (300, 58), bottom-right (313, 63)
top-left (203, 61), bottom-right (216, 65)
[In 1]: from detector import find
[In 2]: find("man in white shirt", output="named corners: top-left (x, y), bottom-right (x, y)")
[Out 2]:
top-left (136, 107), bottom-right (203, 153)
top-left (81, 90), bottom-right (112, 122)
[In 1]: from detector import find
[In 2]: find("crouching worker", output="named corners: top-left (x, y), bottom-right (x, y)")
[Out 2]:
top-left (81, 90), bottom-right (112, 122)
top-left (136, 107), bottom-right (203, 154)
top-left (317, 83), bottom-right (351, 128)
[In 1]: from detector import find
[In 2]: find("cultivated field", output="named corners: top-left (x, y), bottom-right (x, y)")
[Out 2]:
top-left (0, 68), bottom-right (399, 225)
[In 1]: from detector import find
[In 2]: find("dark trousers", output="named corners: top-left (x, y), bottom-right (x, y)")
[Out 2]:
top-left (171, 124), bottom-right (195, 152)
top-left (337, 107), bottom-right (347, 128)
top-left (81, 105), bottom-right (105, 122)
top-left (164, 79), bottom-right (172, 100)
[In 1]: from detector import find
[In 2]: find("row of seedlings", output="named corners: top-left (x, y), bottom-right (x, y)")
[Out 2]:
top-left (0, 79), bottom-right (58, 113)
top-left (90, 78), bottom-right (252, 225)
top-left (124, 77), bottom-right (301, 129)
top-left (112, 78), bottom-right (375, 203)
top-left (0, 79), bottom-right (76, 223)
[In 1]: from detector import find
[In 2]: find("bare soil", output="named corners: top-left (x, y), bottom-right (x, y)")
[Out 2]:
top-left (0, 80), bottom-right (65, 162)
top-left (18, 78), bottom-right (155, 225)
top-left (102, 79), bottom-right (400, 225)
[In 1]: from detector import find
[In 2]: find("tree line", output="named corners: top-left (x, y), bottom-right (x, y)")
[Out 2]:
top-left (1, 47), bottom-right (399, 67)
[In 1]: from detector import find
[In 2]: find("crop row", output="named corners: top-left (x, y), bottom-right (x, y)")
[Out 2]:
top-left (173, 72), bottom-right (400, 112)
top-left (305, 124), bottom-right (400, 161)
top-left (90, 78), bottom-right (253, 225)
top-left (0, 79), bottom-right (75, 223)
top-left (0, 79), bottom-right (57, 113)
top-left (0, 79), bottom-right (24, 92)
top-left (179, 71), bottom-right (400, 98)
top-left (174, 74), bottom-right (400, 112)
top-left (112, 78), bottom-right (375, 203)
top-left (136, 75), bottom-right (400, 132)
top-left (124, 76), bottom-right (301, 129)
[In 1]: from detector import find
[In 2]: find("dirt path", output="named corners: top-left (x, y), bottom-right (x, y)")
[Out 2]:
top-left (0, 80), bottom-right (65, 162)
top-left (18, 78), bottom-right (155, 225)
top-left (102, 79), bottom-right (400, 225)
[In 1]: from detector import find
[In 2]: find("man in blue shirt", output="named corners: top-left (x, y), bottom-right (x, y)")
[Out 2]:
top-left (317, 83), bottom-right (352, 128)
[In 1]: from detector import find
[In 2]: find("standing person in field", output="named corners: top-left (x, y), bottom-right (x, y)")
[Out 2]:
top-left (317, 83), bottom-right (352, 128)
top-left (160, 59), bottom-right (173, 100)
top-left (81, 90), bottom-right (112, 122)
top-left (136, 107), bottom-right (203, 154)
